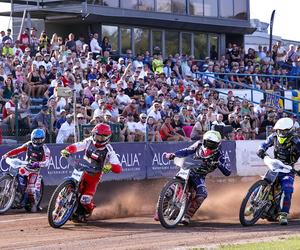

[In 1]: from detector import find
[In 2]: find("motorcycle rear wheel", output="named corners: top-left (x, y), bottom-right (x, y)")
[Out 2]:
top-left (239, 180), bottom-right (270, 226)
top-left (47, 180), bottom-right (77, 228)
top-left (0, 174), bottom-right (16, 214)
top-left (157, 178), bottom-right (188, 229)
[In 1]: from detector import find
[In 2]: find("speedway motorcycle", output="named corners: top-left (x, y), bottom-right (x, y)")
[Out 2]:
top-left (0, 157), bottom-right (44, 214)
top-left (239, 156), bottom-right (300, 226)
top-left (157, 157), bottom-right (199, 229)
top-left (48, 156), bottom-right (98, 228)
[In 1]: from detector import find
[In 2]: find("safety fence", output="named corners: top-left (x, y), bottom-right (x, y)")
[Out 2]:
top-left (1, 140), bottom-right (297, 186)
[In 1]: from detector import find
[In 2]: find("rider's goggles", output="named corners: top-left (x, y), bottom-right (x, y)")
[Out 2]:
top-left (277, 129), bottom-right (290, 138)
top-left (32, 138), bottom-right (44, 145)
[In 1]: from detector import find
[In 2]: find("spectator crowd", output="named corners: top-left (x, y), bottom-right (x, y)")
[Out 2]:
top-left (0, 27), bottom-right (299, 144)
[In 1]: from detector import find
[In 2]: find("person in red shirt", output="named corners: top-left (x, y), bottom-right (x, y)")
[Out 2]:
top-left (19, 28), bottom-right (30, 52)
top-left (60, 123), bottom-right (122, 222)
top-left (233, 128), bottom-right (246, 140)
top-left (2, 93), bottom-right (18, 133)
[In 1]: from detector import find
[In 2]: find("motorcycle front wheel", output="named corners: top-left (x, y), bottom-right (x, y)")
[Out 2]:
top-left (0, 174), bottom-right (16, 214)
top-left (239, 180), bottom-right (270, 226)
top-left (47, 180), bottom-right (77, 228)
top-left (157, 178), bottom-right (188, 229)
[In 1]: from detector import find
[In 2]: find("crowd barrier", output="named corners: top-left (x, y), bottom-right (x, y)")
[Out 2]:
top-left (1, 141), bottom-right (297, 186)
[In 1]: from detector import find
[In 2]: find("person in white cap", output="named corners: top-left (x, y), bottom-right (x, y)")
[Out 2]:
top-left (56, 114), bottom-right (75, 144)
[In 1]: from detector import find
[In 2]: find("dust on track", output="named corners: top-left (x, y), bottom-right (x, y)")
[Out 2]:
top-left (0, 179), bottom-right (300, 250)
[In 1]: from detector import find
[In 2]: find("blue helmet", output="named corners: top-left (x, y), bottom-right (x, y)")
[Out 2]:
top-left (31, 129), bottom-right (46, 147)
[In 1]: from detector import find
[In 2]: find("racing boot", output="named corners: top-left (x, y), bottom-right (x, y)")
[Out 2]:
top-left (71, 213), bottom-right (87, 223)
top-left (279, 212), bottom-right (288, 225)
top-left (71, 206), bottom-right (88, 223)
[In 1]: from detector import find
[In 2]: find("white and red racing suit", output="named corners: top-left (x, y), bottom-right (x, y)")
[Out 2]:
top-left (64, 137), bottom-right (122, 214)
top-left (4, 141), bottom-right (50, 210)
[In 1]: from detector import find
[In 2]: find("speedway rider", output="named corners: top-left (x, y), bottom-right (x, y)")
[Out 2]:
top-left (256, 117), bottom-right (300, 225)
top-left (61, 123), bottom-right (122, 222)
top-left (164, 130), bottom-right (231, 225)
top-left (2, 129), bottom-right (50, 212)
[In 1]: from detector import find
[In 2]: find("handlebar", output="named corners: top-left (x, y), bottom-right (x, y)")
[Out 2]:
top-left (5, 157), bottom-right (28, 167)
top-left (173, 157), bottom-right (202, 170)
top-left (67, 156), bottom-right (99, 174)
top-left (291, 168), bottom-right (300, 176)
top-left (5, 157), bottom-right (40, 173)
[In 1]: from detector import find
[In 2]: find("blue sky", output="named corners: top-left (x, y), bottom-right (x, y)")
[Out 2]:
top-left (250, 0), bottom-right (299, 41)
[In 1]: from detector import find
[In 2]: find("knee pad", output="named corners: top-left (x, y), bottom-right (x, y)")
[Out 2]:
top-left (80, 195), bottom-right (93, 205)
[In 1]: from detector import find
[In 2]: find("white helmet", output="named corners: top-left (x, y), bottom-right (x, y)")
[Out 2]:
top-left (273, 117), bottom-right (294, 144)
top-left (203, 130), bottom-right (221, 151)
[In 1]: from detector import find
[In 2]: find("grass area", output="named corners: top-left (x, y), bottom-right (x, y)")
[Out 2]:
top-left (218, 237), bottom-right (300, 250)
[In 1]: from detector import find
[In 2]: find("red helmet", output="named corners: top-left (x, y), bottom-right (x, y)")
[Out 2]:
top-left (91, 123), bottom-right (112, 148)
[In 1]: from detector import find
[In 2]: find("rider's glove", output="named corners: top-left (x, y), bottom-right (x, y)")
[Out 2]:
top-left (102, 164), bottom-right (112, 174)
top-left (166, 153), bottom-right (176, 160)
top-left (61, 149), bottom-right (70, 158)
top-left (31, 162), bottom-right (40, 169)
top-left (257, 149), bottom-right (266, 159)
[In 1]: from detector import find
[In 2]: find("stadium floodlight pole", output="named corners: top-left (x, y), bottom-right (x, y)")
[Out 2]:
top-left (269, 10), bottom-right (276, 53)
top-left (8, 0), bottom-right (13, 30)
top-left (73, 89), bottom-right (78, 143)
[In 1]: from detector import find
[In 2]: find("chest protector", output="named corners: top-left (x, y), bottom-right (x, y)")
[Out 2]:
top-left (192, 146), bottom-right (220, 176)
top-left (84, 141), bottom-right (108, 170)
top-left (26, 143), bottom-right (44, 163)
top-left (274, 137), bottom-right (299, 166)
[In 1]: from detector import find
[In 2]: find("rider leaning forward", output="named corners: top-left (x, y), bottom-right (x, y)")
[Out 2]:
top-left (161, 130), bottom-right (231, 225)
top-left (256, 117), bottom-right (300, 225)
top-left (2, 129), bottom-right (50, 212)
top-left (61, 123), bottom-right (122, 222)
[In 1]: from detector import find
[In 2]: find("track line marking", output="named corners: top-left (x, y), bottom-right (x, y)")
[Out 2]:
top-left (0, 216), bottom-right (46, 223)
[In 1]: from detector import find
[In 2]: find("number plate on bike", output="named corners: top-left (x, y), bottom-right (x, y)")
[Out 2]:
top-left (71, 169), bottom-right (84, 182)
top-left (264, 170), bottom-right (278, 184)
top-left (176, 168), bottom-right (190, 180)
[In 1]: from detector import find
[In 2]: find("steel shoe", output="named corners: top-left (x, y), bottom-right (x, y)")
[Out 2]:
top-left (181, 215), bottom-right (190, 225)
top-left (279, 213), bottom-right (288, 225)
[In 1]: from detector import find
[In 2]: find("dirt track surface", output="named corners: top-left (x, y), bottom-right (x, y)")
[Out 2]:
top-left (1, 212), bottom-right (300, 250)
top-left (1, 179), bottom-right (300, 250)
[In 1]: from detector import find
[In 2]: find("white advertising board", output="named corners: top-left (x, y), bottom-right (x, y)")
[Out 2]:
top-left (218, 89), bottom-right (294, 111)
top-left (236, 140), bottom-right (300, 176)
top-left (236, 140), bottom-right (267, 176)
top-left (218, 89), bottom-right (264, 104)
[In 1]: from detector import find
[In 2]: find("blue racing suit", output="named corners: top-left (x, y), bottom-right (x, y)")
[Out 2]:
top-left (173, 141), bottom-right (231, 218)
top-left (258, 133), bottom-right (300, 214)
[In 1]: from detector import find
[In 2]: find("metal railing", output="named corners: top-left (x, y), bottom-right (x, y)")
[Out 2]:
top-left (198, 72), bottom-right (300, 117)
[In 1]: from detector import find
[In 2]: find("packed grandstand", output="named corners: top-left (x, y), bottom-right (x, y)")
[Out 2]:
top-left (0, 28), bottom-right (299, 144)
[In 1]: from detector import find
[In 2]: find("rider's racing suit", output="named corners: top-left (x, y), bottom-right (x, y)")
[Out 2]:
top-left (63, 137), bottom-right (122, 215)
top-left (173, 141), bottom-right (231, 219)
top-left (4, 141), bottom-right (50, 210)
top-left (257, 133), bottom-right (300, 214)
